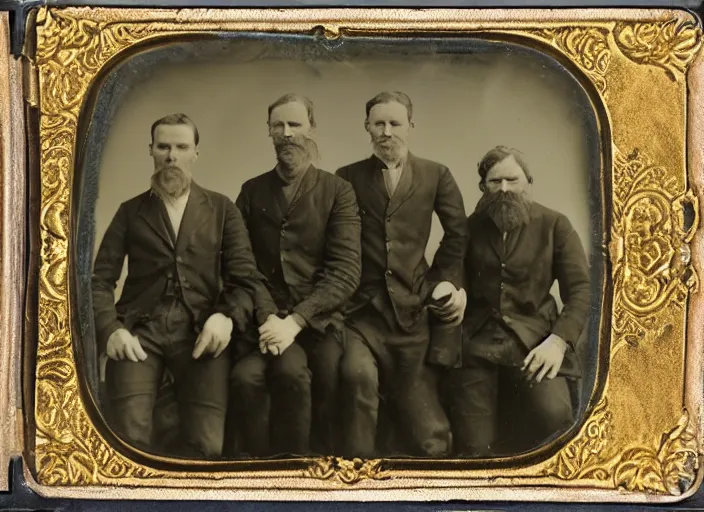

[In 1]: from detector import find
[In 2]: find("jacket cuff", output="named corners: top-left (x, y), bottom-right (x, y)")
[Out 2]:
top-left (292, 303), bottom-right (315, 328)
top-left (291, 311), bottom-right (309, 329)
top-left (551, 327), bottom-right (576, 352)
top-left (255, 307), bottom-right (278, 326)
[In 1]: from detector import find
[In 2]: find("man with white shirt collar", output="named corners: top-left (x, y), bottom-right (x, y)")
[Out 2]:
top-left (92, 113), bottom-right (267, 458)
top-left (335, 91), bottom-right (468, 458)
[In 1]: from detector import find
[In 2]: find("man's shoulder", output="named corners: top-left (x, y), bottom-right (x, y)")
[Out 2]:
top-left (193, 183), bottom-right (228, 203)
top-left (313, 167), bottom-right (354, 190)
top-left (120, 190), bottom-right (152, 210)
top-left (335, 156), bottom-right (374, 177)
top-left (530, 201), bottom-right (569, 224)
top-left (408, 153), bottom-right (448, 173)
top-left (240, 170), bottom-right (275, 189)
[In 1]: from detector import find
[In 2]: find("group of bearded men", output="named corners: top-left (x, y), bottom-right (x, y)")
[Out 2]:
top-left (92, 90), bottom-right (591, 460)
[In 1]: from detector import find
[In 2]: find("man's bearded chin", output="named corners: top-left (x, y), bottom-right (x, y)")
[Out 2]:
top-left (372, 135), bottom-right (405, 164)
top-left (475, 190), bottom-right (531, 233)
top-left (274, 134), bottom-right (319, 181)
top-left (151, 165), bottom-right (192, 201)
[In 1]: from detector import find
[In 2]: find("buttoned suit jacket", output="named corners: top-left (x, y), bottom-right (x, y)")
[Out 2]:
top-left (91, 182), bottom-right (266, 354)
top-left (235, 166), bottom-right (362, 334)
top-left (336, 153), bottom-right (467, 334)
top-left (463, 201), bottom-right (591, 376)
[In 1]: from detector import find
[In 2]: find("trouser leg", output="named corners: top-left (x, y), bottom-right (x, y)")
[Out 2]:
top-left (339, 331), bottom-right (379, 459)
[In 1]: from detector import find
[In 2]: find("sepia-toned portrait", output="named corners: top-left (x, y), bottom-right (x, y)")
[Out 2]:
top-left (18, 5), bottom-right (703, 503)
top-left (77, 35), bottom-right (601, 462)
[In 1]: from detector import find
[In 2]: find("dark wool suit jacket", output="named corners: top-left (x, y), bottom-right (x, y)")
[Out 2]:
top-left (235, 166), bottom-right (362, 334)
top-left (463, 201), bottom-right (591, 375)
top-left (91, 182), bottom-right (267, 353)
top-left (336, 153), bottom-right (467, 333)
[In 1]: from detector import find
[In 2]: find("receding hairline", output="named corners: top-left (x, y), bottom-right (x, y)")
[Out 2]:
top-left (269, 99), bottom-right (310, 118)
top-left (366, 99), bottom-right (412, 119)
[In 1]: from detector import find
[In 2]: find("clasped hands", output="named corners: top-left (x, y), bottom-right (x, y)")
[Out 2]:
top-left (427, 281), bottom-right (467, 327)
top-left (258, 314), bottom-right (302, 356)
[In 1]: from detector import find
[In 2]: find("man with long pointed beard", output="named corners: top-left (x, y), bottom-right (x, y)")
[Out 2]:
top-left (335, 91), bottom-right (467, 458)
top-left (229, 94), bottom-right (361, 456)
top-left (445, 145), bottom-right (590, 457)
top-left (92, 113), bottom-right (266, 458)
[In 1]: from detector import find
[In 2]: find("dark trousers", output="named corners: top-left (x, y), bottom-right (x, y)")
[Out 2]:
top-left (444, 354), bottom-right (574, 457)
top-left (339, 309), bottom-right (450, 459)
top-left (105, 300), bottom-right (230, 458)
top-left (229, 329), bottom-right (343, 457)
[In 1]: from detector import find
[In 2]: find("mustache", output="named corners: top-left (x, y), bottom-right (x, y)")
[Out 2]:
top-left (273, 134), bottom-right (319, 163)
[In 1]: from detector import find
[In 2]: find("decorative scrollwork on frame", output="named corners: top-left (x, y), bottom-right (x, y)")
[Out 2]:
top-left (546, 405), bottom-right (700, 496)
top-left (307, 457), bottom-right (390, 485)
top-left (30, 5), bottom-right (702, 496)
top-left (528, 27), bottom-right (611, 94)
top-left (544, 398), bottom-right (614, 481)
top-left (34, 7), bottom-right (171, 485)
top-left (614, 18), bottom-right (703, 81)
top-left (609, 148), bottom-right (698, 355)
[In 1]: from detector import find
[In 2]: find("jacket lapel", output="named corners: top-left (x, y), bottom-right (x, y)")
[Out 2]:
top-left (175, 183), bottom-right (212, 254)
top-left (138, 192), bottom-right (175, 249)
top-left (287, 165), bottom-right (320, 214)
top-left (368, 156), bottom-right (390, 204)
top-left (387, 153), bottom-right (418, 216)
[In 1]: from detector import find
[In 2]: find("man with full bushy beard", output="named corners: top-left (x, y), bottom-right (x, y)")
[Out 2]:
top-left (444, 145), bottom-right (591, 457)
top-left (335, 91), bottom-right (467, 458)
top-left (229, 94), bottom-right (361, 457)
top-left (92, 113), bottom-right (267, 458)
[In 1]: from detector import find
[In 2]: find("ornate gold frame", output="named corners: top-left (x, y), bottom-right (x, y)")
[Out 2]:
top-left (19, 5), bottom-right (704, 502)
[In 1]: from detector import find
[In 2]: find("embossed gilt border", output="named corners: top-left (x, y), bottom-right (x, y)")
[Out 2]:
top-left (25, 6), bottom-right (704, 502)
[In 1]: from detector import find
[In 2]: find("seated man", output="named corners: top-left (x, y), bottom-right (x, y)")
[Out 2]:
top-left (229, 94), bottom-right (361, 457)
top-left (92, 113), bottom-right (265, 458)
top-left (335, 91), bottom-right (467, 458)
top-left (445, 145), bottom-right (591, 457)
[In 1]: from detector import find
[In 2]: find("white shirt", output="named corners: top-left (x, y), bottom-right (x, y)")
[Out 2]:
top-left (162, 190), bottom-right (190, 238)
top-left (376, 150), bottom-right (408, 197)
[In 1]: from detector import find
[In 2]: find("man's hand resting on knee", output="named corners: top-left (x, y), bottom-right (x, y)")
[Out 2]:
top-left (106, 328), bottom-right (148, 362)
top-left (192, 312), bottom-right (233, 359)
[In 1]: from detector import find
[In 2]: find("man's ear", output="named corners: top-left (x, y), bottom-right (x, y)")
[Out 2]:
top-left (364, 118), bottom-right (370, 133)
top-left (479, 181), bottom-right (486, 193)
top-left (148, 144), bottom-right (153, 157)
top-left (410, 121), bottom-right (415, 129)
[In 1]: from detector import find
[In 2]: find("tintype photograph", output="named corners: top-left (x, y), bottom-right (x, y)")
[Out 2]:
top-left (17, 4), bottom-right (704, 502)
top-left (78, 34), bottom-right (600, 462)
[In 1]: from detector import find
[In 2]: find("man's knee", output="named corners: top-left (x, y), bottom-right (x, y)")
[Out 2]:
top-left (109, 396), bottom-right (155, 447)
top-left (341, 354), bottom-right (378, 396)
top-left (230, 356), bottom-right (267, 391)
top-left (532, 379), bottom-right (574, 435)
top-left (270, 346), bottom-right (312, 390)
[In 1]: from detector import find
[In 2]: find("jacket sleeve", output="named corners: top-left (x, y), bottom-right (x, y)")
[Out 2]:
top-left (217, 196), bottom-right (277, 325)
top-left (551, 214), bottom-right (591, 347)
top-left (91, 203), bottom-right (128, 354)
top-left (292, 179), bottom-right (362, 330)
top-left (427, 167), bottom-right (468, 291)
top-left (231, 185), bottom-right (278, 325)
